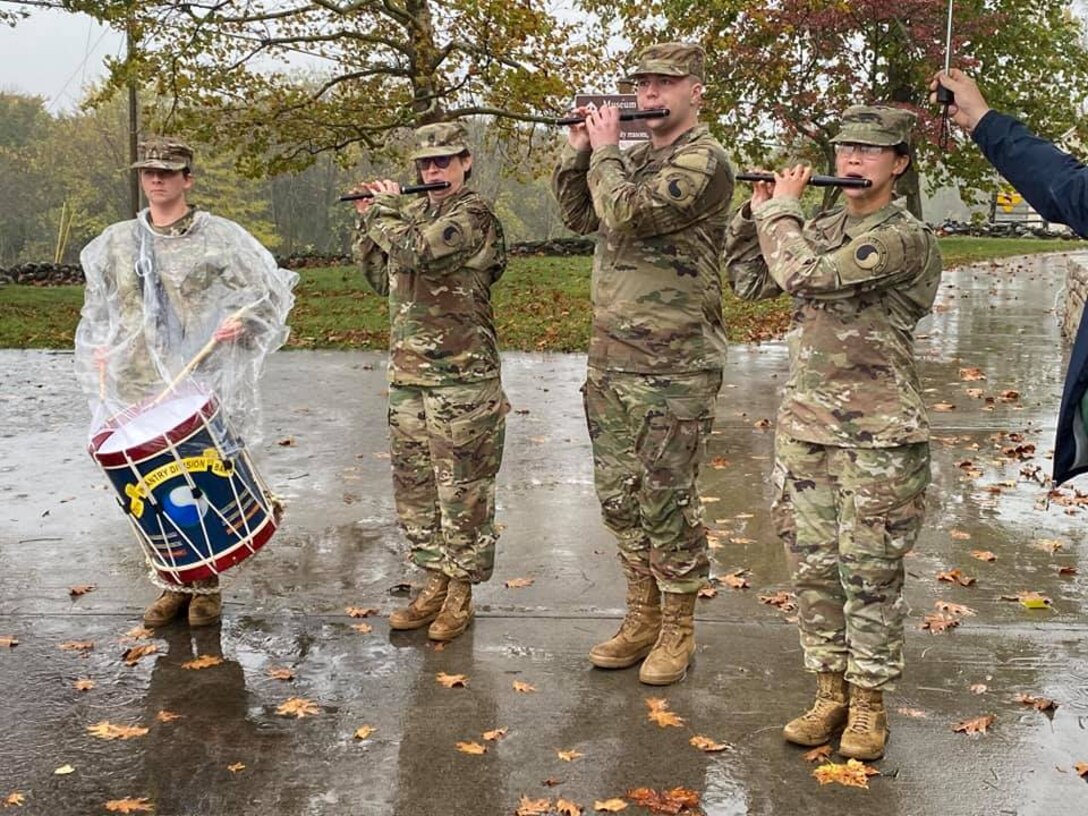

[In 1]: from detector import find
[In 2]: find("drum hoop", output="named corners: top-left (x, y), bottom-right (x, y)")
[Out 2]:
top-left (91, 394), bottom-right (220, 468)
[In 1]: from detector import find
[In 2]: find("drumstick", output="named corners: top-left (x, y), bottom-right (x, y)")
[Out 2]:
top-left (152, 306), bottom-right (249, 406)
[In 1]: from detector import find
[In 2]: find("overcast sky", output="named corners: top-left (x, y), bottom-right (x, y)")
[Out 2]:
top-left (0, 9), bottom-right (123, 111)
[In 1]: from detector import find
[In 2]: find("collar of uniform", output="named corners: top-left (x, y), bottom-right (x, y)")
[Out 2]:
top-left (838, 201), bottom-right (903, 241)
top-left (628, 123), bottom-right (707, 161)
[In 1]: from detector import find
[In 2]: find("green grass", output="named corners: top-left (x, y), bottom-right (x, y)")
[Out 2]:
top-left (2, 237), bottom-right (1084, 350)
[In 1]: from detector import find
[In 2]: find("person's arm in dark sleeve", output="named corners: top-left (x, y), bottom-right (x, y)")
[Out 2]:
top-left (973, 110), bottom-right (1088, 237)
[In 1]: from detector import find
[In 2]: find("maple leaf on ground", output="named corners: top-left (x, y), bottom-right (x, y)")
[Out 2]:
top-left (696, 585), bottom-right (718, 599)
top-left (970, 684), bottom-right (988, 695)
top-left (690, 735), bottom-right (730, 753)
top-left (86, 722), bottom-right (149, 740)
top-left (626, 787), bottom-right (700, 814)
top-left (1034, 538), bottom-right (1065, 553)
top-left (227, 763), bottom-right (245, 773)
top-left (645, 697), bottom-right (684, 728)
top-left (949, 530), bottom-right (971, 540)
top-left (709, 456), bottom-right (730, 469)
top-left (104, 798), bottom-right (154, 813)
top-left (122, 644), bottom-right (159, 666)
top-left (557, 798), bottom-right (583, 816)
top-left (345, 606), bottom-right (377, 618)
top-left (351, 623), bottom-right (373, 634)
top-left (515, 796), bottom-right (551, 816)
top-left (268, 667), bottom-right (295, 681)
top-left (813, 759), bottom-right (880, 789)
top-left (276, 437), bottom-right (295, 447)
top-left (718, 570), bottom-right (750, 590)
top-left (897, 707), bottom-right (928, 718)
top-left (58, 641), bottom-right (94, 652)
top-left (4, 792), bottom-right (25, 807)
top-left (920, 613), bottom-right (960, 634)
top-left (802, 744), bottom-right (832, 763)
top-left (1015, 591), bottom-right (1052, 609)
top-left (436, 672), bottom-right (468, 688)
top-left (456, 741), bottom-right (487, 755)
top-left (1015, 693), bottom-right (1058, 712)
top-left (959, 367), bottom-right (986, 381)
top-left (155, 711), bottom-right (182, 723)
top-left (758, 591), bottom-right (798, 612)
top-left (275, 697), bottom-right (320, 718)
top-left (74, 678), bottom-right (95, 692)
top-left (935, 601), bottom-right (976, 617)
top-left (936, 568), bottom-right (976, 587)
top-left (1075, 762), bottom-right (1088, 778)
top-left (121, 626), bottom-right (154, 641)
top-left (482, 728), bottom-right (507, 741)
top-left (1058, 566), bottom-right (1079, 576)
top-left (557, 748), bottom-right (584, 762)
top-left (932, 402), bottom-right (956, 412)
top-left (593, 800), bottom-right (628, 812)
top-left (970, 550), bottom-right (997, 562)
top-left (181, 655), bottom-right (222, 671)
top-left (952, 714), bottom-right (995, 734)
top-left (504, 577), bottom-right (534, 589)
top-left (68, 584), bottom-right (96, 597)
top-left (513, 680), bottom-right (537, 693)
top-left (353, 725), bottom-right (376, 740)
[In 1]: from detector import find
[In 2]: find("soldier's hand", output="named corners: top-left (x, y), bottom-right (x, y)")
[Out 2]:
top-left (565, 106), bottom-right (593, 152)
top-left (586, 105), bottom-right (622, 150)
top-left (351, 182), bottom-right (383, 215)
top-left (930, 69), bottom-right (991, 133)
top-left (748, 167), bottom-right (774, 209)
top-left (372, 179), bottom-right (402, 196)
top-left (772, 164), bottom-right (811, 201)
top-left (214, 316), bottom-right (245, 343)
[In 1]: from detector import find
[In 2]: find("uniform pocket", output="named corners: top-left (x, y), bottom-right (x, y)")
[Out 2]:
top-left (635, 396), bottom-right (712, 488)
top-left (437, 383), bottom-right (509, 483)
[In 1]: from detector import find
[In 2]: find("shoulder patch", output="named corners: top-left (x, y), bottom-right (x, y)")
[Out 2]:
top-left (441, 223), bottom-right (464, 247)
top-left (854, 241), bottom-right (884, 270)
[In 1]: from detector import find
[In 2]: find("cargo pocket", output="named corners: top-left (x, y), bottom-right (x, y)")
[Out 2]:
top-left (440, 385), bottom-right (510, 483)
top-left (636, 396), bottom-right (712, 489)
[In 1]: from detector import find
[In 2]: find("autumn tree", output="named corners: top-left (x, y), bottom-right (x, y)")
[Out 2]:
top-left (21, 0), bottom-right (605, 175)
top-left (578, 0), bottom-right (1088, 217)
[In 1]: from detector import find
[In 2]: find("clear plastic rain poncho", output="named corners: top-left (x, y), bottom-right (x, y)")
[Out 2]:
top-left (75, 209), bottom-right (298, 448)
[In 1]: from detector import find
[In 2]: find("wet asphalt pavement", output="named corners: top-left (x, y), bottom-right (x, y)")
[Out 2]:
top-left (2, 254), bottom-right (1088, 815)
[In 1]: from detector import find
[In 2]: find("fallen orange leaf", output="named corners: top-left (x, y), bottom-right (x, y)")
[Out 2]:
top-left (122, 644), bottom-right (159, 666)
top-left (268, 667), bottom-right (295, 681)
top-left (719, 570), bottom-right (750, 590)
top-left (935, 601), bottom-right (976, 617)
top-left (932, 402), bottom-right (956, 412)
top-left (104, 797), bottom-right (154, 813)
top-left (812, 759), bottom-right (880, 789)
top-left (645, 697), bottom-right (684, 728)
top-left (1075, 762), bottom-right (1088, 777)
top-left (949, 530), bottom-right (971, 540)
top-left (353, 725), bottom-right (376, 740)
top-left (513, 680), bottom-right (537, 693)
top-left (696, 585), bottom-right (718, 599)
top-left (626, 787), bottom-right (700, 813)
top-left (181, 655), bottom-right (222, 671)
top-left (3, 792), bottom-right (25, 807)
top-left (970, 550), bottom-right (997, 562)
top-left (1015, 693), bottom-right (1057, 711)
top-left (970, 684), bottom-right (988, 695)
top-left (689, 735), bottom-right (730, 753)
top-left (122, 626), bottom-right (154, 641)
top-left (68, 584), bottom-right (96, 597)
top-left (897, 707), bottom-right (928, 718)
top-left (58, 641), bottom-right (94, 652)
top-left (351, 623), bottom-right (373, 634)
top-left (936, 568), bottom-right (976, 587)
top-left (456, 741), bottom-right (487, 755)
top-left (1058, 566), bottom-right (1079, 576)
top-left (959, 367), bottom-right (986, 381)
top-left (226, 763), bottom-right (245, 773)
top-left (74, 678), bottom-right (95, 692)
top-left (436, 672), bottom-right (468, 688)
top-left (346, 606), bottom-right (377, 618)
top-left (758, 591), bottom-right (797, 612)
top-left (275, 697), bottom-right (320, 718)
top-left (802, 744), bottom-right (832, 763)
top-left (504, 577), bottom-right (535, 589)
top-left (1034, 538), bottom-right (1064, 553)
top-left (709, 456), bottom-right (730, 469)
top-left (515, 796), bottom-right (550, 815)
top-left (557, 748), bottom-right (584, 762)
top-left (0, 636), bottom-right (17, 648)
top-left (593, 800), bottom-right (628, 812)
top-left (155, 711), bottom-right (182, 723)
top-left (920, 613), bottom-right (960, 634)
top-left (556, 798), bottom-right (583, 816)
top-left (87, 722), bottom-right (149, 740)
top-left (952, 714), bottom-right (995, 734)
top-left (482, 728), bottom-right (507, 741)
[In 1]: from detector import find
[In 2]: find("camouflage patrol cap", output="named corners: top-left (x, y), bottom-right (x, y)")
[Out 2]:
top-left (409, 122), bottom-right (470, 160)
top-left (131, 136), bottom-right (193, 171)
top-left (625, 42), bottom-right (705, 83)
top-left (830, 105), bottom-right (916, 147)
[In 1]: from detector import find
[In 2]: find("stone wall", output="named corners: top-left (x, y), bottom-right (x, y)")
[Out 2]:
top-left (1063, 253), bottom-right (1088, 341)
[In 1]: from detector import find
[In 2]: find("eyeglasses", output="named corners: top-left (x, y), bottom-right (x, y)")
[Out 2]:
top-left (834, 143), bottom-right (889, 157)
top-left (416, 156), bottom-right (454, 170)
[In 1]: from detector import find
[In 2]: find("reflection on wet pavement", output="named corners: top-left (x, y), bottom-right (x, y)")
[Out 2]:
top-left (2, 255), bottom-right (1087, 814)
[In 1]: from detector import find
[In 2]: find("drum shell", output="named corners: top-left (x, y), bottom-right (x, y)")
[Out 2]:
top-left (89, 394), bottom-right (276, 584)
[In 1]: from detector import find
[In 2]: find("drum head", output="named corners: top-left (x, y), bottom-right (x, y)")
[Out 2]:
top-left (96, 394), bottom-right (211, 456)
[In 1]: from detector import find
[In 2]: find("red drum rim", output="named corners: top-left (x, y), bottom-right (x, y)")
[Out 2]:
top-left (153, 515), bottom-right (276, 585)
top-left (89, 393), bottom-right (221, 468)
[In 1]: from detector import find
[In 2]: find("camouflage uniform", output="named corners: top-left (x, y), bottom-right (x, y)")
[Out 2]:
top-left (723, 107), bottom-right (943, 690)
top-left (354, 122), bottom-right (508, 584)
top-left (551, 44), bottom-right (733, 594)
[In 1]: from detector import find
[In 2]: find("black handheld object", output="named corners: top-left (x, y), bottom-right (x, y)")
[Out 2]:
top-left (736, 172), bottom-right (873, 189)
top-left (553, 108), bottom-right (670, 127)
top-left (339, 181), bottom-right (451, 202)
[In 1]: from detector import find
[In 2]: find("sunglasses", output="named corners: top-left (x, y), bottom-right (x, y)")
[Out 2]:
top-left (416, 155), bottom-right (454, 170)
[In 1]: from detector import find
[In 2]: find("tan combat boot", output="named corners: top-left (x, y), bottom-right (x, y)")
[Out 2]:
top-left (838, 686), bottom-right (888, 760)
top-left (428, 579), bottom-right (474, 641)
top-left (639, 592), bottom-right (697, 686)
top-left (389, 572), bottom-right (450, 630)
top-left (783, 672), bottom-right (849, 746)
top-left (589, 575), bottom-right (662, 669)
top-left (188, 577), bottom-right (221, 627)
top-left (143, 590), bottom-right (190, 626)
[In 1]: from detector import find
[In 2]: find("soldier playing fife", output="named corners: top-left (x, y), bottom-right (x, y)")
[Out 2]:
top-left (723, 106), bottom-right (942, 760)
top-left (552, 43), bottom-right (734, 686)
top-left (353, 122), bottom-right (509, 642)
